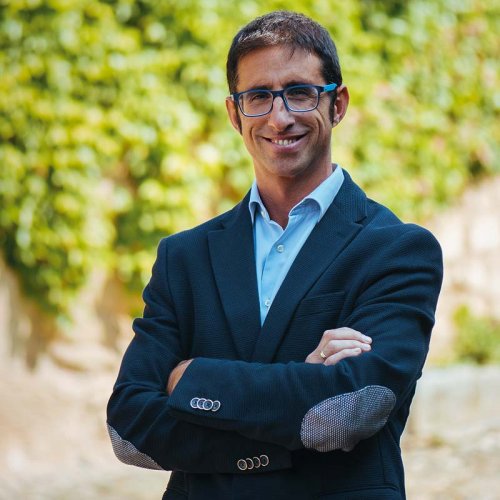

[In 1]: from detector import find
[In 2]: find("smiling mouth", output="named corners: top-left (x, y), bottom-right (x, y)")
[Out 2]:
top-left (268, 135), bottom-right (304, 146)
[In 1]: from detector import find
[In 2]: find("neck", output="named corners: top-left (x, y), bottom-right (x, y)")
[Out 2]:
top-left (256, 164), bottom-right (334, 228)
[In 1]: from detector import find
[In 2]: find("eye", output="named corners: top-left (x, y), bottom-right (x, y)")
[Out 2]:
top-left (247, 90), bottom-right (271, 102)
top-left (286, 86), bottom-right (315, 99)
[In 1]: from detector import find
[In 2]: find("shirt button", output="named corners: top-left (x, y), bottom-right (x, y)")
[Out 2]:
top-left (276, 244), bottom-right (285, 253)
top-left (264, 298), bottom-right (271, 307)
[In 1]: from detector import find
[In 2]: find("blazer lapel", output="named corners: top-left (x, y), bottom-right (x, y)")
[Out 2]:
top-left (208, 193), bottom-right (261, 361)
top-left (252, 171), bottom-right (368, 363)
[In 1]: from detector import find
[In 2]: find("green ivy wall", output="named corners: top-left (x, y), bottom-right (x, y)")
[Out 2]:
top-left (0, 0), bottom-right (498, 322)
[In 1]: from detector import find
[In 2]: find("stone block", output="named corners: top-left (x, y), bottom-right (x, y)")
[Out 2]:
top-left (469, 215), bottom-right (500, 252)
top-left (432, 214), bottom-right (466, 261)
top-left (408, 365), bottom-right (500, 439)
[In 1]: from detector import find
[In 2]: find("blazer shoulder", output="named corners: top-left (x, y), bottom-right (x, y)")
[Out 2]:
top-left (363, 198), bottom-right (441, 252)
top-left (365, 198), bottom-right (403, 227)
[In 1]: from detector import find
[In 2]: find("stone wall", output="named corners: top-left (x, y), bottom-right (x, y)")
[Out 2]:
top-left (427, 175), bottom-right (500, 359)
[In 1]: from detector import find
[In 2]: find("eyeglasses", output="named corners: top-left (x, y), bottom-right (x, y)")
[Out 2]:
top-left (230, 83), bottom-right (337, 117)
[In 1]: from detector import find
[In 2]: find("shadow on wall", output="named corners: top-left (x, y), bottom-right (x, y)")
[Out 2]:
top-left (0, 260), bottom-right (57, 369)
top-left (0, 259), bottom-right (136, 371)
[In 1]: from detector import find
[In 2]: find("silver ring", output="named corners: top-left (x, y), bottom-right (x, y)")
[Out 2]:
top-left (320, 350), bottom-right (327, 360)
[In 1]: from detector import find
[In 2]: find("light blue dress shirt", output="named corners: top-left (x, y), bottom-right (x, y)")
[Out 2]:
top-left (249, 165), bottom-right (345, 324)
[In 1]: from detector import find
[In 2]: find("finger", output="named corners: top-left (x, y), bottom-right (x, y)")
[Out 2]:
top-left (324, 328), bottom-right (371, 343)
top-left (323, 339), bottom-right (371, 355)
top-left (304, 351), bottom-right (324, 364)
top-left (323, 328), bottom-right (372, 344)
top-left (324, 347), bottom-right (363, 366)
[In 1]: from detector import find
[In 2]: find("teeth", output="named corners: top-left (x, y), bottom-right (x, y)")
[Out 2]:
top-left (273, 138), bottom-right (296, 146)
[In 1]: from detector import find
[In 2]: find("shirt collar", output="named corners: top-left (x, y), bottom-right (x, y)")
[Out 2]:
top-left (248, 165), bottom-right (344, 225)
top-left (249, 182), bottom-right (267, 224)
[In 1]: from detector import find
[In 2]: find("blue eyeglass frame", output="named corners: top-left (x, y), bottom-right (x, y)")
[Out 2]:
top-left (230, 83), bottom-right (338, 117)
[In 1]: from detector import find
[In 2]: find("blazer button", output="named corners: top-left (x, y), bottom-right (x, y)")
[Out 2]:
top-left (245, 458), bottom-right (254, 470)
top-left (252, 456), bottom-right (261, 468)
top-left (203, 399), bottom-right (214, 411)
top-left (259, 454), bottom-right (269, 467)
top-left (211, 400), bottom-right (221, 411)
top-left (196, 398), bottom-right (206, 409)
top-left (190, 398), bottom-right (199, 409)
top-left (237, 459), bottom-right (247, 471)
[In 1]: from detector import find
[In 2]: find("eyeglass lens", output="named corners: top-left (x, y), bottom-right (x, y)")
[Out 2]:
top-left (240, 86), bottom-right (320, 116)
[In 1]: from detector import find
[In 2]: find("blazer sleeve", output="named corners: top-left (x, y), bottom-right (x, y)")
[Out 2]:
top-left (106, 238), bottom-right (292, 473)
top-left (166, 226), bottom-right (443, 453)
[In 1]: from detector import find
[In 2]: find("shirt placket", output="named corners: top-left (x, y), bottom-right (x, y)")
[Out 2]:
top-left (260, 213), bottom-right (301, 315)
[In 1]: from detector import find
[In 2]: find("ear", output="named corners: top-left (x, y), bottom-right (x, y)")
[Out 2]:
top-left (332, 84), bottom-right (349, 128)
top-left (226, 97), bottom-right (242, 133)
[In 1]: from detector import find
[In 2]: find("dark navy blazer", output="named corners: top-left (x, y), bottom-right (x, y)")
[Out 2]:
top-left (107, 170), bottom-right (443, 499)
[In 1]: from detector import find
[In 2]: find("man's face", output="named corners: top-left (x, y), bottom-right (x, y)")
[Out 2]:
top-left (226, 45), bottom-right (342, 189)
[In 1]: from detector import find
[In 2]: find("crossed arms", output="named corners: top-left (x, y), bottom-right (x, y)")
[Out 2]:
top-left (107, 224), bottom-right (442, 473)
top-left (167, 327), bottom-right (373, 394)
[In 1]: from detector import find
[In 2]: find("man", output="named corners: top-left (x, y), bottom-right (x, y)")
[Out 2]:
top-left (107, 11), bottom-right (443, 500)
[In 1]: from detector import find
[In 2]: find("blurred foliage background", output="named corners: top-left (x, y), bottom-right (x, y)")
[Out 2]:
top-left (0, 0), bottom-right (498, 326)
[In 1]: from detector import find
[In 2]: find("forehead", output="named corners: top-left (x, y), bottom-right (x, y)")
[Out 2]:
top-left (236, 45), bottom-right (324, 91)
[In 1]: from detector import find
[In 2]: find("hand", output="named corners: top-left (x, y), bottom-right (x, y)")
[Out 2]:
top-left (305, 327), bottom-right (372, 366)
top-left (166, 359), bottom-right (193, 395)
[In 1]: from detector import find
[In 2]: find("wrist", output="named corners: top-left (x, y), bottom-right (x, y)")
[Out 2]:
top-left (167, 359), bottom-right (193, 395)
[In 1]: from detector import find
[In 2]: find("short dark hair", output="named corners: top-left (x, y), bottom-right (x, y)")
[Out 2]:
top-left (226, 11), bottom-right (342, 93)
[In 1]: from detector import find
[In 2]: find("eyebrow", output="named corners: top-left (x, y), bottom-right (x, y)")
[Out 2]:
top-left (243, 80), bottom-right (315, 92)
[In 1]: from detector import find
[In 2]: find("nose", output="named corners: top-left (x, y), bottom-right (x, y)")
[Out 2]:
top-left (267, 96), bottom-right (295, 131)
